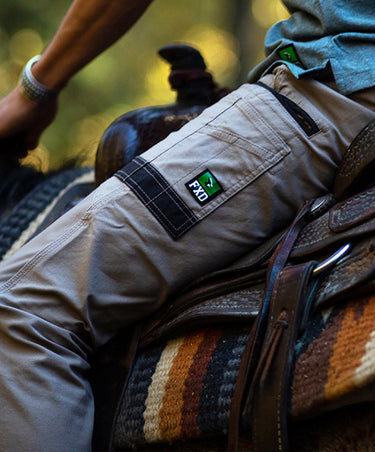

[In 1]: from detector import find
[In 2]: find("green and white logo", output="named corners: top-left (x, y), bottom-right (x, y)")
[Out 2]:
top-left (186, 169), bottom-right (224, 205)
top-left (278, 45), bottom-right (299, 64)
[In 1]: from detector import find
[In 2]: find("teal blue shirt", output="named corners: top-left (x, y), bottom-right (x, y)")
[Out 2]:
top-left (248, 0), bottom-right (375, 95)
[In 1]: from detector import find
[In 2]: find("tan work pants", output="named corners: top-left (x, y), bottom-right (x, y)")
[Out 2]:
top-left (0, 66), bottom-right (374, 450)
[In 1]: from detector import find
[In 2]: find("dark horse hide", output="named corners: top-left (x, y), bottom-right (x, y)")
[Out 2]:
top-left (2, 45), bottom-right (375, 452)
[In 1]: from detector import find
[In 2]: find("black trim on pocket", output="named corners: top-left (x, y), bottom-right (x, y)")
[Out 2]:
top-left (115, 156), bottom-right (198, 240)
top-left (256, 81), bottom-right (320, 137)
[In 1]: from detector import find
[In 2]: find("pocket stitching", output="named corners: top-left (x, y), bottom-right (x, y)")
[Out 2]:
top-left (193, 144), bottom-right (289, 218)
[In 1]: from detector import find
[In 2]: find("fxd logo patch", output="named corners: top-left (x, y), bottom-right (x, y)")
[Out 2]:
top-left (186, 169), bottom-right (224, 205)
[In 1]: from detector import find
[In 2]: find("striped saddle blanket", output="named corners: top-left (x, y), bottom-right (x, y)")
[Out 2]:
top-left (2, 121), bottom-right (375, 451)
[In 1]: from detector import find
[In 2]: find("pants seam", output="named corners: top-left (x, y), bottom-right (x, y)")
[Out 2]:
top-left (0, 215), bottom-right (91, 293)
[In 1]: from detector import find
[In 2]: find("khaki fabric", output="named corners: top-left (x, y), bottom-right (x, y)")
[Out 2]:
top-left (0, 66), bottom-right (374, 450)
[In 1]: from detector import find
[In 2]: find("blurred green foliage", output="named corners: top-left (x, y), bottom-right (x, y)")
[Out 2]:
top-left (0, 0), bottom-right (288, 170)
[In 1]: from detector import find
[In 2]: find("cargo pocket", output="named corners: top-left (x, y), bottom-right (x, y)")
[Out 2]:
top-left (116, 88), bottom-right (291, 239)
top-left (177, 93), bottom-right (292, 215)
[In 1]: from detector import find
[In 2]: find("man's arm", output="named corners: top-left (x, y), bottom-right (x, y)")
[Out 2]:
top-left (32, 0), bottom-right (154, 90)
top-left (0, 0), bottom-right (154, 150)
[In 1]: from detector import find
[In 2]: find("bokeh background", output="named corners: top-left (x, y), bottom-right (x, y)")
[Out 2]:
top-left (0, 0), bottom-right (288, 171)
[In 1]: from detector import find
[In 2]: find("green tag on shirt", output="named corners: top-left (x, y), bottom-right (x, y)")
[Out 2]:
top-left (279, 45), bottom-right (299, 63)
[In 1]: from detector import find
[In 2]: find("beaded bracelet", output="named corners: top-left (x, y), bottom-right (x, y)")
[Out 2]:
top-left (19, 55), bottom-right (57, 104)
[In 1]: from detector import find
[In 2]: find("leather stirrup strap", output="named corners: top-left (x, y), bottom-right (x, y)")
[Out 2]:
top-left (250, 262), bottom-right (320, 451)
top-left (226, 200), bottom-right (315, 451)
top-left (240, 200), bottom-right (314, 416)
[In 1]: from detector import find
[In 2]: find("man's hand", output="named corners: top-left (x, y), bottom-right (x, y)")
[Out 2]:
top-left (0, 0), bottom-right (153, 156)
top-left (0, 88), bottom-right (58, 154)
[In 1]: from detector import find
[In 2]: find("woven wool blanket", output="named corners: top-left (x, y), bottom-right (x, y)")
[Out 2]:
top-left (0, 167), bottom-right (94, 261)
top-left (113, 292), bottom-right (375, 449)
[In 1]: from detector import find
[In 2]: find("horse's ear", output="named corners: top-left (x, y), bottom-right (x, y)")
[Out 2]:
top-left (94, 44), bottom-right (231, 186)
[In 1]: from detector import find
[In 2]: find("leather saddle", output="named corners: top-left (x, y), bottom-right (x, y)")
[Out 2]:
top-left (90, 106), bottom-right (375, 452)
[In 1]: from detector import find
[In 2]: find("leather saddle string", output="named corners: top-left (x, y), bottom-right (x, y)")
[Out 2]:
top-left (241, 199), bottom-right (315, 414)
top-left (250, 262), bottom-right (321, 452)
top-left (226, 199), bottom-right (315, 451)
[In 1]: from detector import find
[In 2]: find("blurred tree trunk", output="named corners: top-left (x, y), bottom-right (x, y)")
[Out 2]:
top-left (230, 0), bottom-right (265, 86)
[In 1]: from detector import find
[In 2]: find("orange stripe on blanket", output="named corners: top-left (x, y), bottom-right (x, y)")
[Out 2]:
top-left (325, 296), bottom-right (375, 400)
top-left (159, 330), bottom-right (206, 441)
top-left (143, 336), bottom-right (184, 443)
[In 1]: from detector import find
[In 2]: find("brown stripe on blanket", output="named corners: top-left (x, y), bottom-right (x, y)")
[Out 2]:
top-left (181, 328), bottom-right (223, 439)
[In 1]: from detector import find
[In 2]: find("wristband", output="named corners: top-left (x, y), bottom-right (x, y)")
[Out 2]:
top-left (19, 55), bottom-right (58, 104)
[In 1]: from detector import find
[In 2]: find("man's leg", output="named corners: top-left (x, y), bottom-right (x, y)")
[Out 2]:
top-left (0, 65), bottom-right (374, 450)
